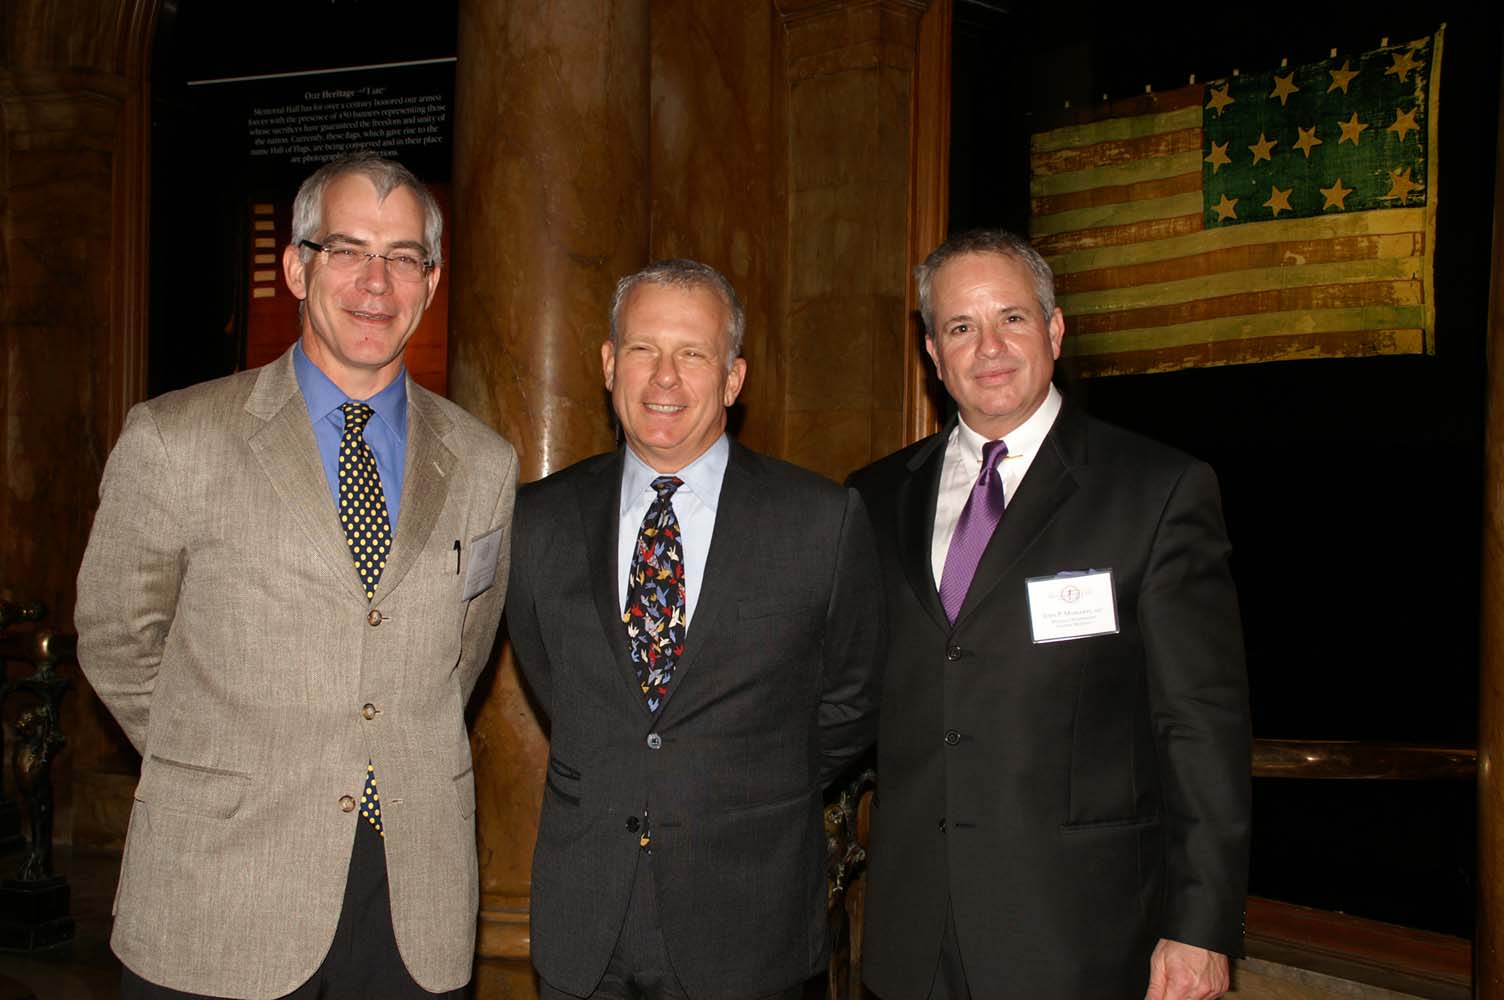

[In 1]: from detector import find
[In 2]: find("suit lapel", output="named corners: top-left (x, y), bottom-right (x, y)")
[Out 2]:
top-left (578, 451), bottom-right (652, 716)
top-left (895, 429), bottom-right (951, 632)
top-left (952, 403), bottom-right (1087, 625)
top-left (378, 383), bottom-right (456, 601)
top-left (245, 352), bottom-right (369, 603)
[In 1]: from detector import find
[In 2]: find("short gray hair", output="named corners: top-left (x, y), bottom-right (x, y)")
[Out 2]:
top-left (914, 229), bottom-right (1056, 337)
top-left (609, 259), bottom-right (746, 367)
top-left (291, 154), bottom-right (444, 267)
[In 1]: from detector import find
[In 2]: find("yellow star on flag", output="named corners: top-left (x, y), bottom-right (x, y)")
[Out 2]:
top-left (1337, 112), bottom-right (1369, 146)
top-left (1248, 132), bottom-right (1278, 165)
top-left (1383, 166), bottom-right (1423, 202)
top-left (1385, 49), bottom-right (1422, 82)
top-left (1388, 107), bottom-right (1420, 142)
top-left (1270, 73), bottom-right (1299, 105)
top-left (1263, 186), bottom-right (1294, 217)
top-left (1328, 60), bottom-right (1359, 93)
top-left (1212, 193), bottom-right (1239, 221)
top-left (1204, 141), bottom-right (1232, 174)
top-left (1320, 178), bottom-right (1354, 210)
top-left (1293, 125), bottom-right (1322, 158)
top-left (1206, 85), bottom-right (1235, 117)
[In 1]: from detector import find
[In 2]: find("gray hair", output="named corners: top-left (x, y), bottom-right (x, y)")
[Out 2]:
top-left (291, 154), bottom-right (444, 267)
top-left (914, 228), bottom-right (1056, 337)
top-left (609, 259), bottom-right (746, 368)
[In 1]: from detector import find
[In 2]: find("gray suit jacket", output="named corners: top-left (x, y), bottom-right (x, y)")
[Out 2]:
top-left (75, 347), bottom-right (518, 999)
top-left (506, 442), bottom-right (884, 1000)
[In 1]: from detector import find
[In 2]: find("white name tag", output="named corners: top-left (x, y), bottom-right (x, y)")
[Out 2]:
top-left (461, 527), bottom-right (504, 601)
top-left (1025, 569), bottom-right (1119, 643)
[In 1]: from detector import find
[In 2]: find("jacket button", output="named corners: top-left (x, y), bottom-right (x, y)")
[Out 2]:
top-left (367, 609), bottom-right (383, 627)
top-left (946, 645), bottom-right (962, 661)
top-left (361, 703), bottom-right (378, 721)
top-left (646, 733), bottom-right (663, 750)
top-left (339, 795), bottom-right (357, 813)
top-left (938, 817), bottom-right (947, 833)
top-left (944, 729), bottom-right (961, 746)
top-left (625, 816), bottom-right (641, 833)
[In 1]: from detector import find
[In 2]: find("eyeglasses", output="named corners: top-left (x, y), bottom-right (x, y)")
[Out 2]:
top-left (299, 239), bottom-right (434, 282)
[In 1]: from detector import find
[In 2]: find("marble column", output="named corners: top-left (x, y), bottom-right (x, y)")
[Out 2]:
top-left (775, 0), bottom-right (930, 483)
top-left (449, 3), bottom-right (650, 997)
top-left (1478, 79), bottom-right (1504, 1000)
top-left (647, 0), bottom-right (786, 456)
top-left (2, 0), bottom-right (156, 848)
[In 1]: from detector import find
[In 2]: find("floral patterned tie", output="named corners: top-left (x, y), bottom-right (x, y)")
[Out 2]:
top-left (623, 476), bottom-right (686, 713)
top-left (340, 402), bottom-right (389, 836)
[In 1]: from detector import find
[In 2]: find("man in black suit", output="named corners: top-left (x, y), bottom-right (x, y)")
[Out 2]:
top-left (849, 229), bottom-right (1250, 1000)
top-left (507, 259), bottom-right (884, 1000)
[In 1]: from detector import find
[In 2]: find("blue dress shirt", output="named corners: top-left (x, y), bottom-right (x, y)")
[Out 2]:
top-left (292, 342), bottom-right (407, 532)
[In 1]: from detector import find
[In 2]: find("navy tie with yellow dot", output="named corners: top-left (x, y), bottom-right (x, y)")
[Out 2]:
top-left (340, 402), bottom-right (390, 837)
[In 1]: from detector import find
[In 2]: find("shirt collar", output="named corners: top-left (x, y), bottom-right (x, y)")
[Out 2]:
top-left (293, 341), bottom-right (408, 438)
top-left (620, 434), bottom-right (730, 516)
top-left (955, 384), bottom-right (1063, 465)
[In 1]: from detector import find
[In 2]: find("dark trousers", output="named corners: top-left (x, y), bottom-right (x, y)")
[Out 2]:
top-left (122, 818), bottom-right (466, 1000)
top-left (537, 854), bottom-right (805, 1000)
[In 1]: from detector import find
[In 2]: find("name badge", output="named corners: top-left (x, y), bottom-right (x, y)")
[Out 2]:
top-left (462, 527), bottom-right (504, 601)
top-left (1025, 569), bottom-right (1118, 643)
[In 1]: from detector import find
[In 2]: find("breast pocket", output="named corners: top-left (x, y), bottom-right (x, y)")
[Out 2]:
top-left (736, 602), bottom-right (821, 661)
top-left (459, 525), bottom-right (505, 602)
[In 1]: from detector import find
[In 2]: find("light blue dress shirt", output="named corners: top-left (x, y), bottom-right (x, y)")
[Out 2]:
top-left (616, 435), bottom-right (729, 628)
top-left (292, 342), bottom-right (407, 532)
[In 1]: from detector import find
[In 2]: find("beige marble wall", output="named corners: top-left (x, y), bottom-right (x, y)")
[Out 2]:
top-left (778, 0), bottom-right (925, 482)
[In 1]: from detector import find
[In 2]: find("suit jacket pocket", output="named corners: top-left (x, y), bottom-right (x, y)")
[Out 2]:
top-left (1058, 814), bottom-right (1161, 835)
top-left (136, 754), bottom-right (251, 819)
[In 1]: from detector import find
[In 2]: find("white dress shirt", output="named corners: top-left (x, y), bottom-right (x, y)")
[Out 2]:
top-left (617, 435), bottom-right (730, 629)
top-left (930, 385), bottom-right (1064, 588)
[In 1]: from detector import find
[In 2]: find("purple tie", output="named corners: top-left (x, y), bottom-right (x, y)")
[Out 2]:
top-left (938, 439), bottom-right (1008, 623)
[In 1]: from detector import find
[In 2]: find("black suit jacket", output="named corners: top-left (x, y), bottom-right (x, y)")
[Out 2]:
top-left (507, 441), bottom-right (884, 1000)
top-left (848, 403), bottom-right (1250, 1000)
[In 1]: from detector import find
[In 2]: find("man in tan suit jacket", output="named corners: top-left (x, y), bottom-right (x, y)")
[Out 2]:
top-left (76, 156), bottom-right (517, 1000)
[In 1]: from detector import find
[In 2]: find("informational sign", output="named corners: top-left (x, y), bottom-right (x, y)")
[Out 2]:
top-left (187, 58), bottom-right (455, 393)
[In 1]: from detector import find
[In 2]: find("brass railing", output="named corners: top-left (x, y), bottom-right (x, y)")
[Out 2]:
top-left (1252, 738), bottom-right (1477, 781)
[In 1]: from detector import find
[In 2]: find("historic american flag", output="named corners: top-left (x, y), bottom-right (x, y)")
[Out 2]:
top-left (1029, 29), bottom-right (1442, 376)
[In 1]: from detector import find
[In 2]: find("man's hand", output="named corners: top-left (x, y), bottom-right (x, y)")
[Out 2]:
top-left (1144, 938), bottom-right (1229, 1000)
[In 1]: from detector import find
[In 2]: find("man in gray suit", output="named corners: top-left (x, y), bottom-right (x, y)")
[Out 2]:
top-left (506, 259), bottom-right (884, 1000)
top-left (76, 156), bottom-right (518, 1000)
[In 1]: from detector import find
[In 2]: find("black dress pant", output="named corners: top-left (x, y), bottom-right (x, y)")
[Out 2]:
top-left (122, 818), bottom-right (466, 1000)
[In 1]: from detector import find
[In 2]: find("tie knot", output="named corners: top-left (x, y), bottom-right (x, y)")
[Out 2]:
top-left (650, 475), bottom-right (684, 499)
top-left (341, 401), bottom-right (374, 432)
top-left (980, 439), bottom-right (1008, 475)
